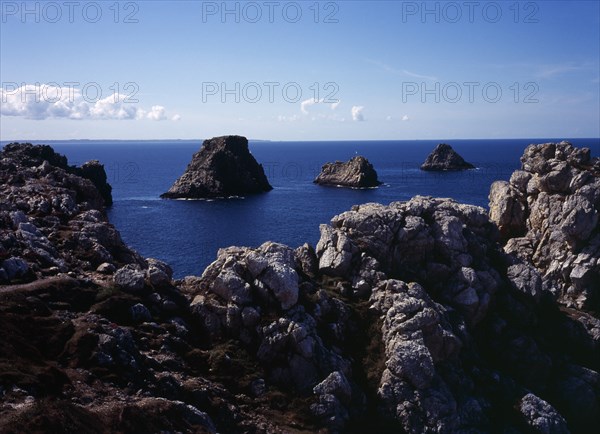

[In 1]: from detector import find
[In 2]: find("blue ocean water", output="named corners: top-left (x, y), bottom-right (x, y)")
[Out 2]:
top-left (4, 139), bottom-right (599, 277)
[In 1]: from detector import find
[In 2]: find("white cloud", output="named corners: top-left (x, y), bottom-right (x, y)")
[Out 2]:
top-left (402, 115), bottom-right (410, 121)
top-left (172, 114), bottom-right (182, 121)
top-left (386, 115), bottom-right (392, 121)
top-left (90, 93), bottom-right (139, 120)
top-left (146, 105), bottom-right (167, 121)
top-left (351, 106), bottom-right (365, 122)
top-left (278, 99), bottom-right (346, 123)
top-left (0, 84), bottom-right (175, 121)
top-left (300, 97), bottom-right (324, 114)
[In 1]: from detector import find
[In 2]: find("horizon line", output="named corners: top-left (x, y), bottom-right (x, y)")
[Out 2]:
top-left (1, 136), bottom-right (599, 144)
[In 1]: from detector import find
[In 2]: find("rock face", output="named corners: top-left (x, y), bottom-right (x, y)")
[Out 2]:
top-left (78, 160), bottom-right (113, 206)
top-left (489, 141), bottom-right (600, 311)
top-left (2, 141), bottom-right (600, 433)
top-left (310, 195), bottom-right (599, 433)
top-left (314, 156), bottom-right (381, 188)
top-left (1, 143), bottom-right (113, 205)
top-left (421, 143), bottom-right (475, 171)
top-left (0, 144), bottom-right (285, 433)
top-left (189, 241), bottom-right (353, 395)
top-left (187, 191), bottom-right (599, 432)
top-left (161, 135), bottom-right (272, 199)
top-left (0, 144), bottom-right (126, 285)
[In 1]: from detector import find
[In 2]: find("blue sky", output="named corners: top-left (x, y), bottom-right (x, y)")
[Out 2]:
top-left (1, 0), bottom-right (599, 140)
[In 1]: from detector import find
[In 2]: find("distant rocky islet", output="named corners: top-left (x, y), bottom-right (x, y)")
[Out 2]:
top-left (162, 137), bottom-right (476, 198)
top-left (313, 155), bottom-right (381, 188)
top-left (421, 143), bottom-right (476, 171)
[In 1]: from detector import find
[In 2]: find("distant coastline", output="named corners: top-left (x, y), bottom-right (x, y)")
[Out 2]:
top-left (2, 137), bottom-right (599, 147)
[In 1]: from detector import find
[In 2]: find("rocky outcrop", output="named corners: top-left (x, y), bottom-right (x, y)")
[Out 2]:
top-left (314, 156), bottom-right (381, 188)
top-left (161, 135), bottom-right (272, 199)
top-left (489, 141), bottom-right (600, 311)
top-left (78, 160), bottom-right (113, 206)
top-left (2, 141), bottom-right (600, 433)
top-left (0, 144), bottom-right (310, 433)
top-left (188, 242), bottom-right (352, 393)
top-left (421, 143), bottom-right (475, 171)
top-left (1, 145), bottom-right (126, 285)
top-left (1, 143), bottom-right (113, 205)
top-left (310, 194), bottom-right (600, 433)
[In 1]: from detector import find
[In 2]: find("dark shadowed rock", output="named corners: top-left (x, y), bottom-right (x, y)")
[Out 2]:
top-left (161, 135), bottom-right (272, 199)
top-left (78, 160), bottom-right (113, 206)
top-left (1, 143), bottom-right (113, 206)
top-left (421, 144), bottom-right (475, 171)
top-left (314, 156), bottom-right (381, 188)
top-left (1, 143), bottom-right (68, 168)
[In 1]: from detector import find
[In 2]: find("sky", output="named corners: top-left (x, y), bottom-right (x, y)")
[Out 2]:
top-left (0, 0), bottom-right (599, 141)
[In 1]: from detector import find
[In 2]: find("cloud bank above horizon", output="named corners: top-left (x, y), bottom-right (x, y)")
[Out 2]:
top-left (1, 1), bottom-right (598, 141)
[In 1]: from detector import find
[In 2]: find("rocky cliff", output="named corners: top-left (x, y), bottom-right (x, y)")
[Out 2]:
top-left (1, 142), bottom-right (599, 433)
top-left (0, 144), bottom-right (280, 432)
top-left (1, 143), bottom-right (113, 206)
top-left (314, 156), bottom-right (381, 188)
top-left (489, 141), bottom-right (600, 311)
top-left (161, 135), bottom-right (272, 199)
top-left (421, 143), bottom-right (475, 171)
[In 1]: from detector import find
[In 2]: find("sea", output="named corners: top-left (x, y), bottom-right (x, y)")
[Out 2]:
top-left (2, 138), bottom-right (599, 278)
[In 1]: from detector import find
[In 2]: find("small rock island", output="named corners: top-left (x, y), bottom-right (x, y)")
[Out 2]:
top-left (421, 143), bottom-right (475, 171)
top-left (314, 156), bottom-right (381, 188)
top-left (161, 135), bottom-right (272, 199)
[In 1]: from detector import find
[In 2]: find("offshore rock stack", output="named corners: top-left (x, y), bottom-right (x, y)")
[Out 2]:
top-left (314, 156), bottom-right (381, 188)
top-left (421, 143), bottom-right (476, 171)
top-left (161, 135), bottom-right (272, 199)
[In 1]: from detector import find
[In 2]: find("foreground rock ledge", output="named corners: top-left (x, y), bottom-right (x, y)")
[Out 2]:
top-left (161, 135), bottom-right (272, 199)
top-left (314, 155), bottom-right (381, 188)
top-left (421, 143), bottom-right (475, 171)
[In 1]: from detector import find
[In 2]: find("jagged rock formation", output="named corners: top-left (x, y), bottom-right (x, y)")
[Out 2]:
top-left (489, 141), bottom-right (600, 311)
top-left (0, 144), bottom-right (304, 433)
top-left (187, 193), bottom-right (598, 433)
top-left (0, 145), bottom-right (125, 284)
top-left (78, 160), bottom-right (113, 206)
top-left (2, 142), bottom-right (599, 433)
top-left (311, 195), bottom-right (599, 433)
top-left (421, 143), bottom-right (475, 171)
top-left (161, 135), bottom-right (272, 199)
top-left (188, 242), bottom-right (353, 394)
top-left (1, 143), bottom-right (113, 205)
top-left (314, 156), bottom-right (381, 188)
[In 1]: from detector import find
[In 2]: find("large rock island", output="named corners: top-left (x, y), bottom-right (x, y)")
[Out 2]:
top-left (161, 135), bottom-right (272, 199)
top-left (421, 143), bottom-right (475, 171)
top-left (314, 156), bottom-right (381, 188)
